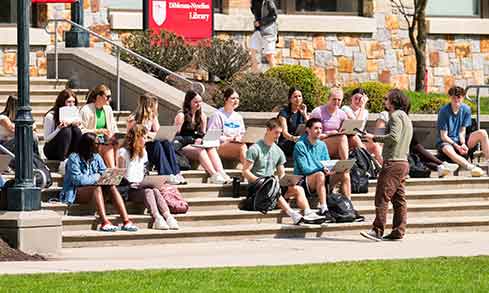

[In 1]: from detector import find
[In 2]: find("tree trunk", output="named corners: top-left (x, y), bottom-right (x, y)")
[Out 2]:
top-left (415, 2), bottom-right (428, 92)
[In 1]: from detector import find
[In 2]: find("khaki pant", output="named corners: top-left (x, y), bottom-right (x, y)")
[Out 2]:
top-left (373, 161), bottom-right (409, 238)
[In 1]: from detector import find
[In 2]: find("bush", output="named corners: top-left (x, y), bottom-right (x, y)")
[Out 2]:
top-left (343, 82), bottom-right (392, 113)
top-left (265, 65), bottom-right (327, 110)
top-left (215, 73), bottom-right (288, 112)
top-left (196, 38), bottom-right (251, 81)
top-left (121, 29), bottom-right (195, 80)
top-left (406, 91), bottom-right (450, 114)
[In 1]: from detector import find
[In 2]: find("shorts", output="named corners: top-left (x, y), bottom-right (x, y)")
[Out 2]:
top-left (249, 30), bottom-right (277, 55)
top-left (437, 142), bottom-right (471, 160)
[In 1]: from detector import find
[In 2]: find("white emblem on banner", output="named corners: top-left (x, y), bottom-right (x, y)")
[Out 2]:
top-left (152, 0), bottom-right (167, 26)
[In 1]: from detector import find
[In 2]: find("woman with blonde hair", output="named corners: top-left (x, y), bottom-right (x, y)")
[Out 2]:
top-left (80, 84), bottom-right (119, 168)
top-left (127, 93), bottom-right (185, 184)
top-left (118, 125), bottom-right (179, 230)
top-left (174, 90), bottom-right (230, 184)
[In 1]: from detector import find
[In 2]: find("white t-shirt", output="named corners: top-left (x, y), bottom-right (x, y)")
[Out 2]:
top-left (207, 108), bottom-right (245, 139)
top-left (119, 147), bottom-right (148, 183)
top-left (341, 105), bottom-right (369, 130)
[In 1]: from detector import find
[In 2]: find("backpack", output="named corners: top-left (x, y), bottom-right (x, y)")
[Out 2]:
top-left (408, 153), bottom-right (431, 178)
top-left (327, 192), bottom-right (356, 223)
top-left (241, 176), bottom-right (281, 214)
top-left (9, 154), bottom-right (53, 189)
top-left (349, 148), bottom-right (377, 194)
top-left (159, 184), bottom-right (189, 214)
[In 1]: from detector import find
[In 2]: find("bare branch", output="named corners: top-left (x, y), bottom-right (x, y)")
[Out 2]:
top-left (391, 0), bottom-right (414, 30)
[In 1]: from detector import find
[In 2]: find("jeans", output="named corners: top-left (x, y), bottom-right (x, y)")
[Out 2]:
top-left (146, 139), bottom-right (181, 175)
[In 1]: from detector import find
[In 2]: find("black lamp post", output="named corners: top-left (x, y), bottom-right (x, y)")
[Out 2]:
top-left (65, 0), bottom-right (89, 48)
top-left (7, 0), bottom-right (41, 211)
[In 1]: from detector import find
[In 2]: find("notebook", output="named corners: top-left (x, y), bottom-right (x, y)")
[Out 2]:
top-left (321, 160), bottom-right (356, 173)
top-left (192, 129), bottom-right (221, 148)
top-left (340, 120), bottom-right (365, 135)
top-left (96, 168), bottom-right (126, 186)
top-left (59, 106), bottom-right (81, 124)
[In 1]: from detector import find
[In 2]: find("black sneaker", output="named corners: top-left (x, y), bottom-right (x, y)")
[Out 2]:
top-left (354, 210), bottom-right (365, 222)
top-left (317, 209), bottom-right (336, 223)
top-left (382, 233), bottom-right (403, 241)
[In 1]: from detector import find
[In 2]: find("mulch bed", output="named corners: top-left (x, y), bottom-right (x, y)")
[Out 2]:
top-left (0, 238), bottom-right (45, 262)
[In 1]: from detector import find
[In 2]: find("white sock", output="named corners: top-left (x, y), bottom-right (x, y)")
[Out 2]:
top-left (466, 163), bottom-right (476, 170)
top-left (320, 204), bottom-right (328, 213)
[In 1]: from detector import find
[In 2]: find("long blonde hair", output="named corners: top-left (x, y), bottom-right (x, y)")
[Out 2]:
top-left (133, 93), bottom-right (158, 124)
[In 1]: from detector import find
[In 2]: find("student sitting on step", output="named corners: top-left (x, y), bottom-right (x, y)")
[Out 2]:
top-left (207, 88), bottom-right (248, 165)
top-left (0, 95), bottom-right (41, 156)
top-left (60, 132), bottom-right (138, 232)
top-left (293, 117), bottom-right (361, 223)
top-left (127, 93), bottom-right (185, 185)
top-left (43, 89), bottom-right (83, 161)
top-left (80, 84), bottom-right (119, 168)
top-left (277, 87), bottom-right (309, 157)
top-left (436, 86), bottom-right (487, 177)
top-left (118, 125), bottom-right (179, 230)
top-left (174, 90), bottom-right (231, 184)
top-left (242, 118), bottom-right (325, 225)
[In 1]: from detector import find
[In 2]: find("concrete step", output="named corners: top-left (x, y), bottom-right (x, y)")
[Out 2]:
top-left (0, 88), bottom-right (90, 97)
top-left (61, 215), bottom-right (489, 247)
top-left (0, 77), bottom-right (69, 85)
top-left (58, 201), bottom-right (489, 231)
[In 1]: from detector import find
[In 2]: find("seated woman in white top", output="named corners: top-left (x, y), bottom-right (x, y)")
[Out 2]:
top-left (207, 88), bottom-right (247, 165)
top-left (174, 90), bottom-right (231, 184)
top-left (341, 88), bottom-right (383, 164)
top-left (80, 84), bottom-right (119, 168)
top-left (127, 93), bottom-right (185, 185)
top-left (0, 95), bottom-right (40, 156)
top-left (118, 125), bottom-right (179, 230)
top-left (43, 89), bottom-right (83, 161)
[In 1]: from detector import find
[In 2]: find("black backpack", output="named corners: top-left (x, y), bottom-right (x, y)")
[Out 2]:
top-left (408, 153), bottom-right (431, 178)
top-left (9, 154), bottom-right (53, 189)
top-left (241, 176), bottom-right (281, 214)
top-left (327, 192), bottom-right (356, 223)
top-left (349, 148), bottom-right (378, 194)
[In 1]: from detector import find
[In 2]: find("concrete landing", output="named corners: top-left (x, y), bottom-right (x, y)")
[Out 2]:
top-left (1, 231), bottom-right (489, 275)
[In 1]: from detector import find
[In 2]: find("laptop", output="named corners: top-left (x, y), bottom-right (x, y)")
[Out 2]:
top-left (340, 120), bottom-right (365, 135)
top-left (140, 175), bottom-right (166, 189)
top-left (192, 129), bottom-right (221, 148)
top-left (59, 106), bottom-right (81, 124)
top-left (239, 127), bottom-right (265, 144)
top-left (279, 175), bottom-right (303, 187)
top-left (96, 168), bottom-right (126, 186)
top-left (0, 154), bottom-right (12, 173)
top-left (153, 126), bottom-right (177, 141)
top-left (321, 160), bottom-right (356, 173)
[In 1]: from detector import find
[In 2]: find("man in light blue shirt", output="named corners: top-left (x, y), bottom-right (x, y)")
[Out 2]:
top-left (293, 118), bottom-right (352, 223)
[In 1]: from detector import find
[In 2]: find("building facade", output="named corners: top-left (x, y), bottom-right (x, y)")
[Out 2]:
top-left (1, 0), bottom-right (489, 93)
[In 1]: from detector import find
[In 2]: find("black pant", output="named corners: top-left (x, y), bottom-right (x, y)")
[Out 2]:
top-left (146, 139), bottom-right (181, 175)
top-left (43, 126), bottom-right (82, 161)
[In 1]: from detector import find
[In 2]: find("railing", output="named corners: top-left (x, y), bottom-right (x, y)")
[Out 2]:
top-left (464, 85), bottom-right (489, 131)
top-left (45, 18), bottom-right (205, 111)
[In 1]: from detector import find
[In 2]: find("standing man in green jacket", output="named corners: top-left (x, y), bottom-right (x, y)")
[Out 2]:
top-left (361, 89), bottom-right (413, 241)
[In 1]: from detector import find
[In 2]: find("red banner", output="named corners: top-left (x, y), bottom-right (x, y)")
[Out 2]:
top-left (32, 0), bottom-right (77, 3)
top-left (148, 0), bottom-right (213, 43)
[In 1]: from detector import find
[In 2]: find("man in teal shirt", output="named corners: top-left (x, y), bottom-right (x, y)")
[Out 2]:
top-left (242, 118), bottom-right (325, 225)
top-left (294, 118), bottom-right (353, 223)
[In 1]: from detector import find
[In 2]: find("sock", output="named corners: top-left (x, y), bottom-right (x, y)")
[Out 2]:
top-left (286, 209), bottom-right (302, 223)
top-left (466, 163), bottom-right (476, 170)
top-left (320, 203), bottom-right (328, 213)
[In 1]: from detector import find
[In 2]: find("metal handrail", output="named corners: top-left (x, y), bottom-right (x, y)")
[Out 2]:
top-left (464, 85), bottom-right (489, 131)
top-left (44, 18), bottom-right (205, 111)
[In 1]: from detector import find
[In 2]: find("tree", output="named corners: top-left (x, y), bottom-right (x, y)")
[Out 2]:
top-left (391, 0), bottom-right (428, 92)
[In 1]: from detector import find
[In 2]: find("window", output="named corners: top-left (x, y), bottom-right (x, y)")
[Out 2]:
top-left (427, 0), bottom-right (489, 18)
top-left (0, 0), bottom-right (16, 24)
top-left (279, 0), bottom-right (361, 15)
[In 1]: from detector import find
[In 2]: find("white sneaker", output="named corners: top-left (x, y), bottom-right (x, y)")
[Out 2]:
top-left (303, 212), bottom-right (326, 224)
top-left (290, 211), bottom-right (304, 225)
top-left (153, 216), bottom-right (169, 230)
top-left (437, 164), bottom-right (450, 178)
top-left (360, 229), bottom-right (382, 242)
top-left (219, 170), bottom-right (232, 183)
top-left (165, 175), bottom-right (180, 185)
top-left (208, 173), bottom-right (226, 184)
top-left (471, 166), bottom-right (485, 177)
top-left (442, 161), bottom-right (459, 172)
top-left (166, 215), bottom-right (179, 230)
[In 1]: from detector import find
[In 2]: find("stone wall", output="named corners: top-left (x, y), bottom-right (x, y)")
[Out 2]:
top-left (0, 48), bottom-right (48, 77)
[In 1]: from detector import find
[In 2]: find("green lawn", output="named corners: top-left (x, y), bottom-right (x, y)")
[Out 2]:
top-left (1, 256), bottom-right (489, 292)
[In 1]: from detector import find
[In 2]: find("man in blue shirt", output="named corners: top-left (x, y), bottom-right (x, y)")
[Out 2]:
top-left (436, 86), bottom-right (488, 176)
top-left (293, 118), bottom-right (353, 223)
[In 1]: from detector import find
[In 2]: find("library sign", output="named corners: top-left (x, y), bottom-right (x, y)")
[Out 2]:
top-left (149, 0), bottom-right (213, 42)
